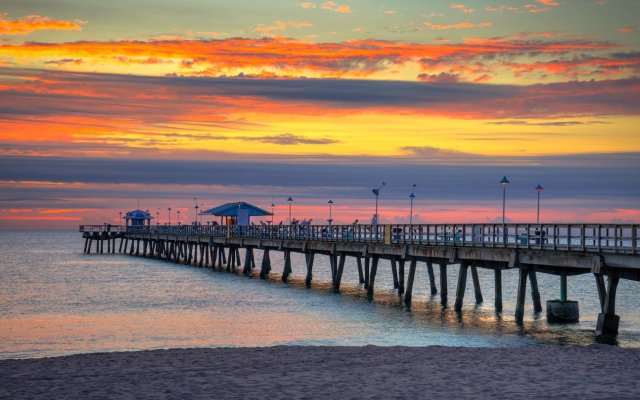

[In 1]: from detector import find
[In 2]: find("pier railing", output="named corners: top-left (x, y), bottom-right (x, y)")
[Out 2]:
top-left (79, 223), bottom-right (639, 255)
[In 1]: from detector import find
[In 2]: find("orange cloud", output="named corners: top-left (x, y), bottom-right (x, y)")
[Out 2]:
top-left (537, 0), bottom-right (559, 6)
top-left (0, 13), bottom-right (86, 35)
top-left (321, 1), bottom-right (351, 13)
top-left (450, 4), bottom-right (475, 13)
top-left (0, 36), bottom-right (625, 84)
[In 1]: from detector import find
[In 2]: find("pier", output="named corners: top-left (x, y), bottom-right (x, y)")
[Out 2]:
top-left (80, 223), bottom-right (640, 336)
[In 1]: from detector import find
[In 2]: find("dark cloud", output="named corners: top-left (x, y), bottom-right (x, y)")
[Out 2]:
top-left (1, 154), bottom-right (639, 203)
top-left (486, 120), bottom-right (612, 127)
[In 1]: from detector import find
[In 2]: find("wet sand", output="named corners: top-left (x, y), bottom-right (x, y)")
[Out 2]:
top-left (2, 345), bottom-right (640, 399)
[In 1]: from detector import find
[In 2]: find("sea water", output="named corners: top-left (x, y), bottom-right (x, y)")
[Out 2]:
top-left (2, 231), bottom-right (639, 359)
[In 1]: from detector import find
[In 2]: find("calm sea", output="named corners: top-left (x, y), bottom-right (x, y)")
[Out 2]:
top-left (2, 231), bottom-right (640, 359)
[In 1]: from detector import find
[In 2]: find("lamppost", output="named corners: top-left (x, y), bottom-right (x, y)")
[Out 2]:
top-left (499, 176), bottom-right (509, 224)
top-left (193, 197), bottom-right (199, 225)
top-left (287, 197), bottom-right (293, 224)
top-left (177, 210), bottom-right (181, 225)
top-left (271, 202), bottom-right (275, 225)
top-left (156, 209), bottom-right (160, 226)
top-left (167, 207), bottom-right (172, 225)
top-left (328, 200), bottom-right (334, 225)
top-left (409, 184), bottom-right (416, 225)
top-left (119, 211), bottom-right (123, 228)
top-left (372, 182), bottom-right (386, 225)
top-left (535, 184), bottom-right (544, 223)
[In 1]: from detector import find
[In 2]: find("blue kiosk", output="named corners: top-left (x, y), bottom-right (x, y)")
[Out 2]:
top-left (200, 202), bottom-right (271, 225)
top-left (125, 209), bottom-right (152, 232)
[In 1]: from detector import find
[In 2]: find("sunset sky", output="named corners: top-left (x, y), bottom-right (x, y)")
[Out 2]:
top-left (1, 0), bottom-right (639, 229)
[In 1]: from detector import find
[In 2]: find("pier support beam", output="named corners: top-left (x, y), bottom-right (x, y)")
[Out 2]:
top-left (495, 269), bottom-right (503, 313)
top-left (426, 261), bottom-right (437, 296)
top-left (333, 254), bottom-right (346, 292)
top-left (391, 259), bottom-right (399, 289)
top-left (454, 262), bottom-right (469, 312)
top-left (305, 252), bottom-right (315, 287)
top-left (595, 273), bottom-right (607, 312)
top-left (366, 257), bottom-right (379, 301)
top-left (363, 257), bottom-right (370, 289)
top-left (596, 274), bottom-right (620, 335)
top-left (470, 265), bottom-right (483, 304)
top-left (243, 247), bottom-right (254, 276)
top-left (529, 272), bottom-right (542, 313)
top-left (356, 257), bottom-right (364, 284)
top-left (439, 262), bottom-right (448, 305)
top-left (260, 249), bottom-right (271, 279)
top-left (547, 274), bottom-right (579, 323)
top-left (282, 251), bottom-right (292, 282)
top-left (404, 258), bottom-right (417, 306)
top-left (398, 260), bottom-right (405, 295)
top-left (515, 268), bottom-right (529, 324)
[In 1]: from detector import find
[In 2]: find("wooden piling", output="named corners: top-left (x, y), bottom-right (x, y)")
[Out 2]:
top-left (366, 257), bottom-right (379, 301)
top-left (84, 237), bottom-right (89, 253)
top-left (470, 266), bottom-right (483, 304)
top-left (87, 238), bottom-right (92, 254)
top-left (528, 271), bottom-right (542, 313)
top-left (391, 259), bottom-right (399, 289)
top-left (426, 261), bottom-right (437, 295)
top-left (305, 252), bottom-right (315, 287)
top-left (398, 260), bottom-right (405, 295)
top-left (455, 262), bottom-right (469, 311)
top-left (282, 250), bottom-right (292, 282)
top-left (495, 269), bottom-right (503, 313)
top-left (595, 273), bottom-right (606, 312)
top-left (356, 257), bottom-right (364, 284)
top-left (333, 253), bottom-right (346, 292)
top-left (260, 248), bottom-right (271, 279)
top-left (439, 262), bottom-right (448, 305)
top-left (515, 268), bottom-right (529, 324)
top-left (404, 258), bottom-right (417, 305)
top-left (364, 257), bottom-right (370, 289)
top-left (243, 247), bottom-right (253, 275)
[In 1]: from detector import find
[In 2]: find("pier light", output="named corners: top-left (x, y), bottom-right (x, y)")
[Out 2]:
top-left (119, 211), bottom-right (122, 227)
top-left (271, 202), bottom-right (275, 225)
top-left (156, 210), bottom-right (159, 226)
top-left (499, 176), bottom-right (509, 224)
top-left (167, 207), bottom-right (172, 225)
top-left (287, 197), bottom-right (293, 225)
top-left (177, 210), bottom-right (181, 225)
top-left (409, 184), bottom-right (416, 226)
top-left (371, 182), bottom-right (386, 225)
top-left (328, 200), bottom-right (334, 225)
top-left (535, 184), bottom-right (544, 224)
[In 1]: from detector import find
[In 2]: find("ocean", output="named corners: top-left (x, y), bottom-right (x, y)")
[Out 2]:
top-left (2, 230), bottom-right (639, 359)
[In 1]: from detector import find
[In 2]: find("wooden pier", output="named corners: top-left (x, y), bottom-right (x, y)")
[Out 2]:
top-left (80, 223), bottom-right (640, 336)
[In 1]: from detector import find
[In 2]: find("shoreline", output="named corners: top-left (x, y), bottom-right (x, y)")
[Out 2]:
top-left (2, 345), bottom-right (640, 399)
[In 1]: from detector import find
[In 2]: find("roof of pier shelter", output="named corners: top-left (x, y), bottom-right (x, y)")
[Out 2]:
top-left (125, 209), bottom-right (151, 219)
top-left (200, 202), bottom-right (272, 217)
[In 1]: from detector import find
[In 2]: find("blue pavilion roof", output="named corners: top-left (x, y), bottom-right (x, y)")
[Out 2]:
top-left (125, 209), bottom-right (151, 219)
top-left (201, 202), bottom-right (272, 217)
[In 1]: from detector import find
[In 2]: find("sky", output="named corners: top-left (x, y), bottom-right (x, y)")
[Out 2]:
top-left (1, 0), bottom-right (639, 229)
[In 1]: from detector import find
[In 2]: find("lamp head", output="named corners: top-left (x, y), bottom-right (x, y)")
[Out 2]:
top-left (287, 197), bottom-right (293, 202)
top-left (499, 176), bottom-right (510, 186)
top-left (409, 193), bottom-right (416, 199)
top-left (328, 200), bottom-right (333, 204)
top-left (535, 184), bottom-right (544, 192)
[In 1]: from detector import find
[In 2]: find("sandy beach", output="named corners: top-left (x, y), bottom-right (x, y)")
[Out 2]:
top-left (2, 345), bottom-right (640, 399)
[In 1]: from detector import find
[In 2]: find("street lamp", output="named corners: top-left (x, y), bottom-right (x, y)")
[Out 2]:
top-left (177, 210), bottom-right (181, 225)
top-left (119, 211), bottom-right (123, 228)
top-left (167, 207), bottom-right (172, 225)
top-left (409, 184), bottom-right (416, 225)
top-left (535, 184), bottom-right (544, 223)
top-left (328, 200), bottom-right (334, 225)
top-left (372, 182), bottom-right (386, 225)
top-left (193, 197), bottom-right (199, 225)
top-left (499, 176), bottom-right (509, 224)
top-left (156, 209), bottom-right (160, 226)
top-left (271, 202), bottom-right (275, 225)
top-left (287, 197), bottom-right (293, 224)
